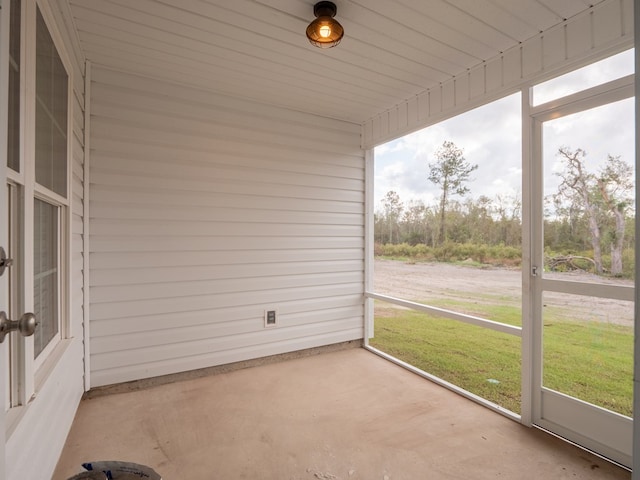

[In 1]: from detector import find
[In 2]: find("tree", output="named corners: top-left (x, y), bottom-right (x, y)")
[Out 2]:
top-left (381, 190), bottom-right (403, 244)
top-left (553, 147), bottom-right (633, 275)
top-left (554, 148), bottom-right (603, 273)
top-left (494, 193), bottom-right (522, 246)
top-left (428, 141), bottom-right (478, 245)
top-left (596, 155), bottom-right (633, 275)
top-left (401, 199), bottom-right (429, 245)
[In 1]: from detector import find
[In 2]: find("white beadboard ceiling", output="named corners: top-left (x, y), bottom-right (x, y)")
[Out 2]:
top-left (68, 0), bottom-right (606, 125)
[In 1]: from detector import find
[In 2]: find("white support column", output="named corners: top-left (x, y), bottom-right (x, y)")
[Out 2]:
top-left (82, 59), bottom-right (91, 392)
top-left (632, 2), bottom-right (640, 477)
top-left (520, 86), bottom-right (533, 427)
top-left (363, 148), bottom-right (374, 343)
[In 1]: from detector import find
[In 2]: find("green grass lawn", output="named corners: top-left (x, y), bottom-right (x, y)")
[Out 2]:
top-left (370, 300), bottom-right (633, 417)
top-left (543, 304), bottom-right (633, 415)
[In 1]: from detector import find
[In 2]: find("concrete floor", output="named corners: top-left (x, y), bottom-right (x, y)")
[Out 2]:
top-left (54, 348), bottom-right (631, 480)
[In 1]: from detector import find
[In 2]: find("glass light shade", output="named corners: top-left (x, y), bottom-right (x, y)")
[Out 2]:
top-left (306, 17), bottom-right (344, 48)
top-left (306, 2), bottom-right (344, 48)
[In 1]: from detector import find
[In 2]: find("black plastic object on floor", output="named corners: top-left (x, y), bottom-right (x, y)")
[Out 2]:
top-left (67, 461), bottom-right (161, 480)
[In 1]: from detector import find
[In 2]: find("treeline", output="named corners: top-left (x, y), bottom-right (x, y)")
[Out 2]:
top-left (376, 141), bottom-right (635, 278)
top-left (374, 192), bottom-right (635, 278)
top-left (374, 194), bottom-right (521, 248)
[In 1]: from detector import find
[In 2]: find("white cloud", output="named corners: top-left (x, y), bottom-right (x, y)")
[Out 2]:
top-left (374, 50), bottom-right (635, 213)
top-left (374, 93), bottom-right (522, 210)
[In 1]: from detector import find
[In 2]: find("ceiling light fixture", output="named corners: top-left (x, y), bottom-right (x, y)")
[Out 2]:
top-left (306, 1), bottom-right (344, 49)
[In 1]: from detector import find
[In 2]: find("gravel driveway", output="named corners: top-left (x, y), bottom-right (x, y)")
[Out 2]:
top-left (373, 259), bottom-right (634, 327)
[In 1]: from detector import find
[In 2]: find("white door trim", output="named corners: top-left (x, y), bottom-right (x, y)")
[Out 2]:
top-left (0, 0), bottom-right (11, 476)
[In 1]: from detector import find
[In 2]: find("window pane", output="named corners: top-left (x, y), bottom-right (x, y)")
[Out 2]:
top-left (33, 198), bottom-right (59, 358)
top-left (7, 0), bottom-right (21, 172)
top-left (543, 98), bottom-right (635, 278)
top-left (533, 49), bottom-right (634, 106)
top-left (371, 301), bottom-right (521, 413)
top-left (371, 93), bottom-right (523, 414)
top-left (35, 7), bottom-right (67, 196)
top-left (542, 292), bottom-right (633, 417)
top-left (373, 93), bottom-right (522, 327)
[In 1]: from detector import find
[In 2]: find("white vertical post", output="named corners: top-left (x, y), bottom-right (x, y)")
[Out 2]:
top-left (529, 103), bottom-right (546, 431)
top-left (632, 3), bottom-right (640, 477)
top-left (520, 86), bottom-right (533, 427)
top-left (82, 59), bottom-right (91, 391)
top-left (21, 0), bottom-right (35, 402)
top-left (363, 148), bottom-right (374, 343)
top-left (0, 0), bottom-right (10, 477)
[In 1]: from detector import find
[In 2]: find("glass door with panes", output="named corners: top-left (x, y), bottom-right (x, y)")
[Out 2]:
top-left (3, 0), bottom-right (70, 432)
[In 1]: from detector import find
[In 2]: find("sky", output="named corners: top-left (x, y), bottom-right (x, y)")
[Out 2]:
top-left (374, 49), bottom-right (635, 214)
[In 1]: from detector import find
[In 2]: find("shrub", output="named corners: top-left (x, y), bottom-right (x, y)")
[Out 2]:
top-left (375, 241), bottom-right (525, 266)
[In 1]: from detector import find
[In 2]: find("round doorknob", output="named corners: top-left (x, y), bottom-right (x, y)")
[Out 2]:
top-left (0, 311), bottom-right (38, 343)
top-left (17, 313), bottom-right (37, 337)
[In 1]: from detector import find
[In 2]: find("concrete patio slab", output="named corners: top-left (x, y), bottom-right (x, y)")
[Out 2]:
top-left (54, 348), bottom-right (630, 480)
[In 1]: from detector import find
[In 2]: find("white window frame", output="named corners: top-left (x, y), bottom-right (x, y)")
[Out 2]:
top-left (5, 0), bottom-right (72, 426)
top-left (32, 191), bottom-right (67, 372)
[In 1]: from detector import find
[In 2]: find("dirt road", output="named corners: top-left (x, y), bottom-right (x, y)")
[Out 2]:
top-left (373, 259), bottom-right (634, 326)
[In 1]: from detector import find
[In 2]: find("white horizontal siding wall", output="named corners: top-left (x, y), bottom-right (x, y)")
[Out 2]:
top-left (362, 0), bottom-right (634, 148)
top-left (89, 66), bottom-right (365, 387)
top-left (71, 73), bottom-right (86, 348)
top-left (6, 0), bottom-right (86, 478)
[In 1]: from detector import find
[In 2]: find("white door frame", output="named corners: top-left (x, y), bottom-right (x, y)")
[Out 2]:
top-left (528, 75), bottom-right (634, 468)
top-left (634, 5), bottom-right (640, 479)
top-left (0, 0), bottom-right (11, 476)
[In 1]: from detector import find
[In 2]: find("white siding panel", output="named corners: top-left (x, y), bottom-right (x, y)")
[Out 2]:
top-left (89, 67), bottom-right (365, 387)
top-left (442, 81), bottom-right (455, 110)
top-left (469, 67), bottom-right (485, 99)
top-left (430, 87), bottom-right (443, 116)
top-left (566, 11), bottom-right (594, 59)
top-left (593, 0), bottom-right (623, 46)
top-left (417, 92), bottom-right (429, 122)
top-left (543, 27), bottom-right (567, 69)
top-left (485, 56), bottom-right (503, 93)
top-left (90, 202), bottom-right (362, 226)
top-left (89, 251), bottom-right (362, 279)
top-left (90, 221), bottom-right (361, 239)
top-left (91, 318), bottom-right (363, 365)
top-left (91, 295), bottom-right (362, 337)
top-left (90, 238), bottom-right (363, 256)
top-left (90, 283), bottom-right (362, 327)
top-left (91, 260), bottom-right (363, 287)
top-left (502, 47), bottom-right (523, 86)
top-left (90, 137), bottom-right (362, 178)
top-left (91, 271), bottom-right (363, 305)
top-left (91, 171), bottom-right (362, 204)
top-left (522, 38), bottom-right (543, 78)
top-left (93, 328), bottom-right (361, 387)
top-left (89, 67), bottom-right (361, 141)
top-left (455, 74), bottom-right (470, 106)
top-left (362, 0), bottom-right (632, 148)
top-left (386, 107), bottom-right (398, 135)
top-left (70, 68), bottom-right (86, 342)
top-left (89, 187), bottom-right (362, 213)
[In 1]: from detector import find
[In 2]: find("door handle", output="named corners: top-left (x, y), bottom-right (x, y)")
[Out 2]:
top-left (0, 312), bottom-right (37, 343)
top-left (0, 247), bottom-right (13, 277)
